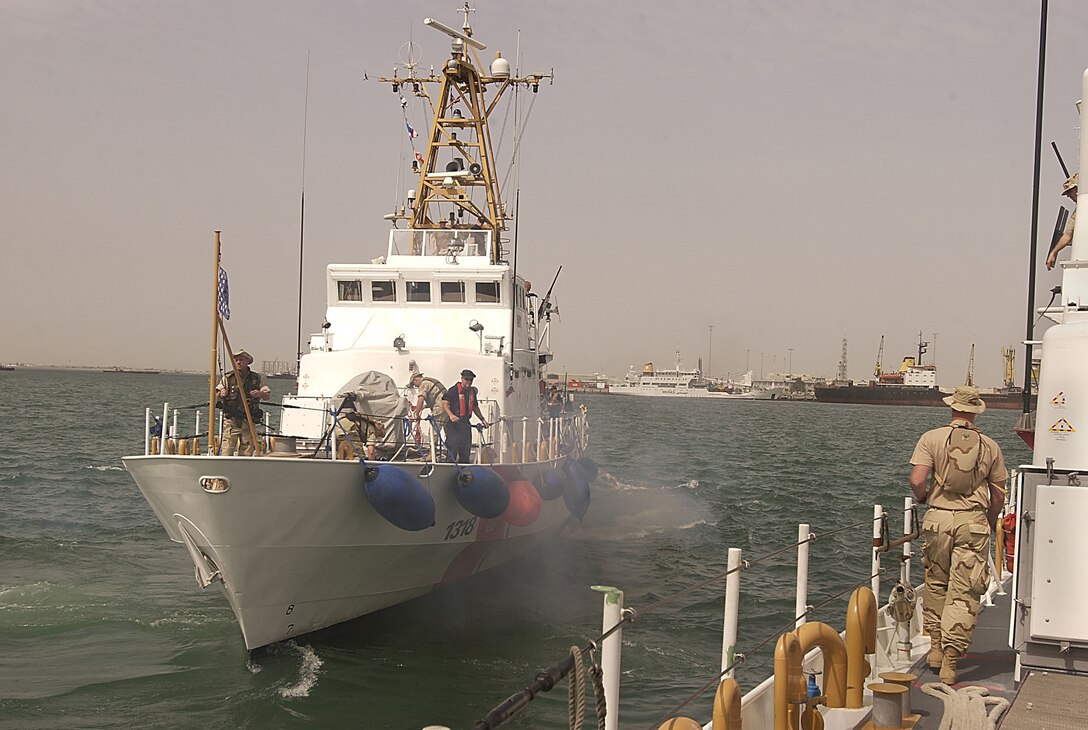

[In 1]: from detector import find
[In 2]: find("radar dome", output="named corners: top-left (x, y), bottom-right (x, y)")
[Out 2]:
top-left (491, 52), bottom-right (510, 78)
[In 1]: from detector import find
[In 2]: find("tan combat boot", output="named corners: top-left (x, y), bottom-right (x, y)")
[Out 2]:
top-left (940, 648), bottom-right (960, 685)
top-left (927, 636), bottom-right (944, 671)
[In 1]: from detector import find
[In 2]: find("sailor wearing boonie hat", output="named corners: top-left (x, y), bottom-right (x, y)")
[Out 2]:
top-left (1046, 172), bottom-right (1078, 270)
top-left (907, 384), bottom-right (1008, 685)
top-left (215, 348), bottom-right (271, 456)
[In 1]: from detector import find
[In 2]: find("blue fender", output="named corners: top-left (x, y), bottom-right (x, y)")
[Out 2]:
top-left (534, 468), bottom-right (568, 501)
top-left (455, 466), bottom-right (510, 519)
top-left (562, 458), bottom-right (591, 519)
top-left (362, 465), bottom-right (436, 531)
top-left (577, 457), bottom-right (599, 483)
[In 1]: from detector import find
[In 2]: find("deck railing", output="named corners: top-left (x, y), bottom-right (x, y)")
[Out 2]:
top-left (142, 398), bottom-right (588, 466)
top-left (469, 494), bottom-right (1015, 730)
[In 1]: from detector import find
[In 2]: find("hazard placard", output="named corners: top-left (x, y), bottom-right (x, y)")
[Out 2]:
top-left (1049, 418), bottom-right (1075, 433)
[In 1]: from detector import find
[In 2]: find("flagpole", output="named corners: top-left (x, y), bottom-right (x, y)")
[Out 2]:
top-left (209, 230), bottom-right (222, 454)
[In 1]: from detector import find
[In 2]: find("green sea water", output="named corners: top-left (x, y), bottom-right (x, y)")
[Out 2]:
top-left (0, 368), bottom-right (1032, 729)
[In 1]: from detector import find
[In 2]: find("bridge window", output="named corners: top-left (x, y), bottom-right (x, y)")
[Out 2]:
top-left (440, 281), bottom-right (466, 303)
top-left (371, 280), bottom-right (396, 302)
top-left (407, 281), bottom-right (431, 302)
top-left (475, 281), bottom-right (500, 303)
top-left (338, 280), bottom-right (362, 301)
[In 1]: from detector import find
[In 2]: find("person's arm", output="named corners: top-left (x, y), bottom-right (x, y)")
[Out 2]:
top-left (987, 481), bottom-right (1007, 530)
top-left (909, 464), bottom-right (931, 503)
top-left (442, 395), bottom-right (458, 422)
top-left (1047, 230), bottom-right (1072, 269)
top-left (472, 403), bottom-right (489, 427)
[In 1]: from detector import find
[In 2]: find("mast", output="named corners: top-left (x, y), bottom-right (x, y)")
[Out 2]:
top-left (1022, 0), bottom-right (1048, 415)
top-left (378, 3), bottom-right (552, 265)
top-left (916, 332), bottom-right (929, 368)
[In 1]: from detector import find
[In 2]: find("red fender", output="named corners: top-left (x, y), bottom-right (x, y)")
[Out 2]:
top-left (1002, 512), bottom-right (1017, 572)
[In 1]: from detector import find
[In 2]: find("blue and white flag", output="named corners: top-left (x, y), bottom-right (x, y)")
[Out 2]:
top-left (405, 121), bottom-right (417, 139)
top-left (217, 266), bottom-right (230, 320)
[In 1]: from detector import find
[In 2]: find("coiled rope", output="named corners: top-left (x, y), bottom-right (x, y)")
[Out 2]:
top-left (919, 682), bottom-right (1009, 730)
top-left (566, 646), bottom-right (606, 730)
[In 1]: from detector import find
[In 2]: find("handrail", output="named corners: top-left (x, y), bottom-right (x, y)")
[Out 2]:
top-left (471, 510), bottom-right (894, 729)
top-left (140, 398), bottom-right (588, 466)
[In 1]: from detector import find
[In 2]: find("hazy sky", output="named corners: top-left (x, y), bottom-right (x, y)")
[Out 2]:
top-left (3, 1), bottom-right (1086, 387)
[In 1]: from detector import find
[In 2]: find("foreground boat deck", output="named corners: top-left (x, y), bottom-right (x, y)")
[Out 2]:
top-left (904, 586), bottom-right (1088, 729)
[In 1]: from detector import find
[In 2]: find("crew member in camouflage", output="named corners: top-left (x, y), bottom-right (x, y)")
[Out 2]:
top-left (1045, 172), bottom-right (1078, 270)
top-left (336, 409), bottom-right (382, 460)
top-left (908, 385), bottom-right (1007, 685)
top-left (216, 350), bottom-right (271, 456)
top-left (407, 371), bottom-right (448, 427)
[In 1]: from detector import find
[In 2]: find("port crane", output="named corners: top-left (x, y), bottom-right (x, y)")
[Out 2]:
top-left (1001, 346), bottom-right (1016, 389)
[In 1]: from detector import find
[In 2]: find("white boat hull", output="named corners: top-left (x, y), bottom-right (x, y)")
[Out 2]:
top-left (124, 455), bottom-right (577, 649)
top-left (609, 386), bottom-right (781, 400)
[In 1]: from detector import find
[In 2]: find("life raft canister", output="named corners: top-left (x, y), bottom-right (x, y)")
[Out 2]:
top-left (1002, 512), bottom-right (1017, 572)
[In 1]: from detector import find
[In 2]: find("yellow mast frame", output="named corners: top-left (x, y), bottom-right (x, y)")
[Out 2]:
top-left (378, 7), bottom-right (551, 264)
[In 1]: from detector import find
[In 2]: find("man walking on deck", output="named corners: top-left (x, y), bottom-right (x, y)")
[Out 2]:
top-left (908, 385), bottom-right (1007, 685)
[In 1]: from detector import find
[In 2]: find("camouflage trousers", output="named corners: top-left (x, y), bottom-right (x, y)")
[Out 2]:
top-left (921, 508), bottom-right (992, 656)
top-left (221, 418), bottom-right (257, 456)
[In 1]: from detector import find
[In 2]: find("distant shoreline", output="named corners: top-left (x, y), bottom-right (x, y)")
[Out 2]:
top-left (4, 364), bottom-right (206, 375)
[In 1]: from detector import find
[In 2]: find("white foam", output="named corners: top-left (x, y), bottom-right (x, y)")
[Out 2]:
top-left (85, 465), bottom-right (124, 471)
top-left (277, 642), bottom-right (323, 698)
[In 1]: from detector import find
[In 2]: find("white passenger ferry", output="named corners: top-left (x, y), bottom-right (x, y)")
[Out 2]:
top-left (611, 350), bottom-right (780, 399)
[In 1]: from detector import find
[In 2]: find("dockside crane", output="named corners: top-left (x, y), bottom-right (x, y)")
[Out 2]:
top-left (837, 338), bottom-right (848, 383)
top-left (1001, 346), bottom-right (1016, 389)
top-left (965, 344), bottom-right (975, 386)
top-left (874, 335), bottom-right (885, 380)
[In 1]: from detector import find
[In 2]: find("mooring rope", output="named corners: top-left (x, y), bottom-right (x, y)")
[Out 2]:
top-left (568, 646), bottom-right (587, 730)
top-left (919, 682), bottom-right (1010, 730)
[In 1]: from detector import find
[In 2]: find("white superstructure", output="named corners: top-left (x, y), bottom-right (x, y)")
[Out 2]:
top-left (1012, 66), bottom-right (1088, 676)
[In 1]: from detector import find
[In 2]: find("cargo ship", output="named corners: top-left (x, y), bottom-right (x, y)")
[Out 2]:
top-left (814, 336), bottom-right (1034, 410)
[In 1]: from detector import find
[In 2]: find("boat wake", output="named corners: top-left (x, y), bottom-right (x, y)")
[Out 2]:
top-left (580, 472), bottom-right (715, 541)
top-left (84, 464), bottom-right (124, 471)
top-left (259, 641), bottom-right (323, 699)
